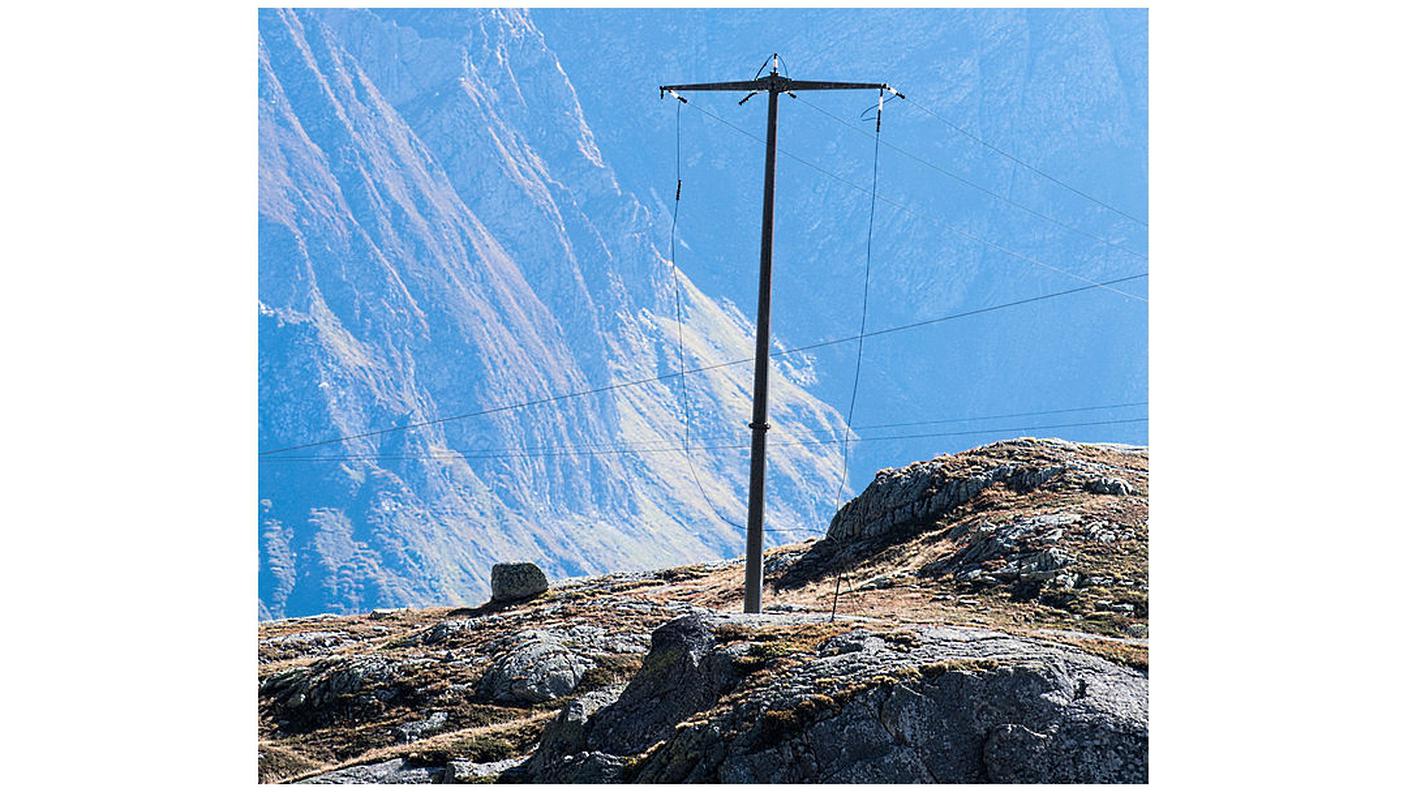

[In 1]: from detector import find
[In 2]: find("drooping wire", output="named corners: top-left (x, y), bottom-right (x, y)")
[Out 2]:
top-left (262, 400), bottom-right (1143, 466)
top-left (831, 88), bottom-right (887, 621)
top-left (752, 52), bottom-right (789, 79)
top-left (834, 94), bottom-right (885, 512)
top-left (259, 272), bottom-right (1146, 456)
top-left (794, 94), bottom-right (1148, 261)
top-left (266, 416), bottom-right (1150, 463)
top-left (665, 94), bottom-right (746, 532)
top-left (855, 399), bottom-right (1148, 431)
top-left (683, 100), bottom-right (1147, 304)
top-left (896, 93), bottom-right (1148, 227)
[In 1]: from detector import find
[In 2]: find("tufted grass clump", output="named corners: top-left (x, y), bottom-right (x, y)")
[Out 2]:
top-left (918, 658), bottom-right (1001, 676)
top-left (578, 653), bottom-right (644, 690)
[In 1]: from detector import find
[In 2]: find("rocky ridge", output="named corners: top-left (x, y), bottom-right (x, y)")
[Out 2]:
top-left (514, 612), bottom-right (1146, 783)
top-left (258, 439), bottom-right (1148, 783)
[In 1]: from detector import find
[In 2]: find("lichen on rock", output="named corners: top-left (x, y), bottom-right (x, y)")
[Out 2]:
top-left (491, 562), bottom-right (549, 603)
top-left (515, 614), bottom-right (1148, 783)
top-left (476, 629), bottom-right (594, 704)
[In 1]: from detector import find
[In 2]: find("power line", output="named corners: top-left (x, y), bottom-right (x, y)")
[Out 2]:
top-left (265, 440), bottom-right (717, 463)
top-left (691, 98), bottom-right (1147, 302)
top-left (784, 272), bottom-right (1147, 352)
top-left (662, 59), bottom-right (895, 614)
top-left (793, 94), bottom-right (1148, 260)
top-left (665, 95), bottom-right (746, 531)
top-left (259, 273), bottom-right (1145, 456)
top-left (829, 88), bottom-right (887, 620)
top-left (257, 372), bottom-right (670, 456)
top-left (813, 417), bottom-right (1149, 449)
top-left (687, 100), bottom-right (1148, 302)
top-left (261, 417), bottom-right (1148, 463)
top-left (263, 410), bottom-right (1146, 552)
top-left (260, 398), bottom-right (1145, 466)
top-left (834, 91), bottom-right (884, 511)
top-left (260, 274), bottom-right (1146, 456)
top-left (663, 397), bottom-right (1149, 450)
top-left (855, 400), bottom-right (1149, 431)
top-left (897, 93), bottom-right (1148, 227)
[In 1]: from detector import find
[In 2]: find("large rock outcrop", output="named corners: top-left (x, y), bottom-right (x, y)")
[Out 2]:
top-left (490, 562), bottom-right (549, 603)
top-left (517, 613), bottom-right (1147, 783)
top-left (476, 629), bottom-right (593, 704)
top-left (825, 439), bottom-right (1147, 546)
top-left (827, 456), bottom-right (1064, 543)
top-left (259, 441), bottom-right (1147, 784)
top-left (260, 655), bottom-right (410, 728)
top-left (512, 612), bottom-right (744, 781)
top-left (297, 758), bottom-right (442, 784)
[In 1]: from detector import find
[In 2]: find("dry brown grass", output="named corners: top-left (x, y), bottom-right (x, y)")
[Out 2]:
top-left (257, 441), bottom-right (1148, 782)
top-left (275, 709), bottom-right (557, 783)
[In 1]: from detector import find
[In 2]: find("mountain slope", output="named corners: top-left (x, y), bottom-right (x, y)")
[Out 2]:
top-left (537, 8), bottom-right (1149, 485)
top-left (258, 8), bottom-right (848, 618)
top-left (257, 439), bottom-right (1148, 783)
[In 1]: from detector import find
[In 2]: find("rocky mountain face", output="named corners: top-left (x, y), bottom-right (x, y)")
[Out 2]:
top-left (258, 8), bottom-right (848, 618)
top-left (539, 8), bottom-right (1150, 475)
top-left (258, 439), bottom-right (1148, 783)
top-left (259, 8), bottom-right (1148, 621)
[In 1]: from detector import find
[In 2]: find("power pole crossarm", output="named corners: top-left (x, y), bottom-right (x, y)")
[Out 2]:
top-left (660, 80), bottom-right (767, 94)
top-left (658, 55), bottom-right (900, 614)
top-left (779, 79), bottom-right (900, 95)
top-left (660, 77), bottom-right (902, 97)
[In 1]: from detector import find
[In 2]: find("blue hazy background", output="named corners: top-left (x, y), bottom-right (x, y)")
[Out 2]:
top-left (259, 7), bottom-right (1146, 617)
top-left (539, 7), bottom-right (1148, 473)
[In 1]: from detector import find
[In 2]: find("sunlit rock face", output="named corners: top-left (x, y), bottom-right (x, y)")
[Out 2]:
top-left (258, 8), bottom-right (848, 618)
top-left (258, 8), bottom-right (1148, 620)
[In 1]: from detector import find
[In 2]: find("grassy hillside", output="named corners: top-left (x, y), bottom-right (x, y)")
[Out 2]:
top-left (258, 438), bottom-right (1147, 782)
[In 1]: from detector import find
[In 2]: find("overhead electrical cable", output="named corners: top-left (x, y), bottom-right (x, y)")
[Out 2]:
top-left (262, 417), bottom-right (1148, 463)
top-left (259, 273), bottom-right (1146, 457)
top-left (261, 398), bottom-right (1145, 466)
top-left (685, 100), bottom-right (1148, 303)
top-left (896, 93), bottom-right (1149, 227)
top-left (830, 88), bottom-right (887, 620)
top-left (855, 400), bottom-right (1148, 431)
top-left (259, 394), bottom-right (1137, 462)
top-left (793, 94), bottom-right (1147, 260)
top-left (665, 93), bottom-right (747, 531)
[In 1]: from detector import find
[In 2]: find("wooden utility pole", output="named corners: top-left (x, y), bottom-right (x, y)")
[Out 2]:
top-left (661, 55), bottom-right (901, 613)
